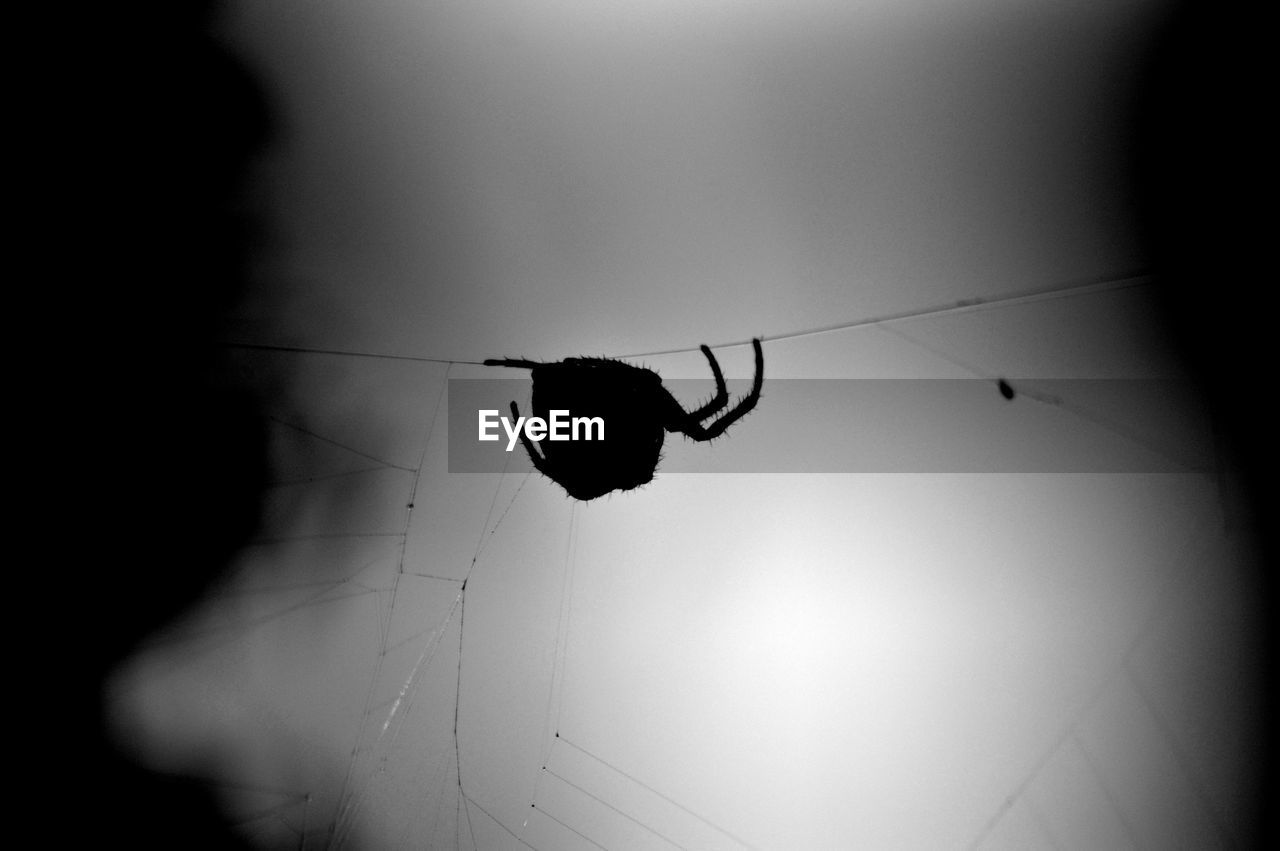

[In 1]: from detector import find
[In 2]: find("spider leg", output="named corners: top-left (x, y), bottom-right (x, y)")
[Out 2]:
top-left (685, 344), bottom-right (730, 420)
top-left (509, 400), bottom-right (550, 473)
top-left (673, 338), bottom-right (764, 441)
top-left (484, 358), bottom-right (543, 369)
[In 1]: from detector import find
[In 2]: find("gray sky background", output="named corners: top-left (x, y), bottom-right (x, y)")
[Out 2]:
top-left (106, 1), bottom-right (1260, 849)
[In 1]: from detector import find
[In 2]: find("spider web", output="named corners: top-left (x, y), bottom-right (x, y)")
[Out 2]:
top-left (112, 277), bottom-right (1258, 849)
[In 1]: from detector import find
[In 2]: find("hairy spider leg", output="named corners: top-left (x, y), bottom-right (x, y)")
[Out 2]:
top-left (508, 401), bottom-right (553, 475)
top-left (673, 338), bottom-right (764, 441)
top-left (483, 358), bottom-right (544, 369)
top-left (685, 344), bottom-right (730, 420)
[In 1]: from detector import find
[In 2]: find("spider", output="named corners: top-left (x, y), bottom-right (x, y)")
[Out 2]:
top-left (484, 339), bottom-right (764, 500)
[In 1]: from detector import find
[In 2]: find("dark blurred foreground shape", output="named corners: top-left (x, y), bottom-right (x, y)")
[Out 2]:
top-left (1128, 1), bottom-right (1275, 845)
top-left (31, 2), bottom-right (275, 846)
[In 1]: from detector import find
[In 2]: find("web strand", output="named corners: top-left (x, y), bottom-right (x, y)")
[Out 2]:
top-left (223, 271), bottom-right (1152, 365)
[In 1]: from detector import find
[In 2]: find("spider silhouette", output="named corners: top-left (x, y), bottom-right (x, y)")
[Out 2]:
top-left (484, 339), bottom-right (764, 500)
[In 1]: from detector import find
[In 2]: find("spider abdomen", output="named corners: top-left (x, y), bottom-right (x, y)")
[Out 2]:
top-left (527, 366), bottom-right (664, 499)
